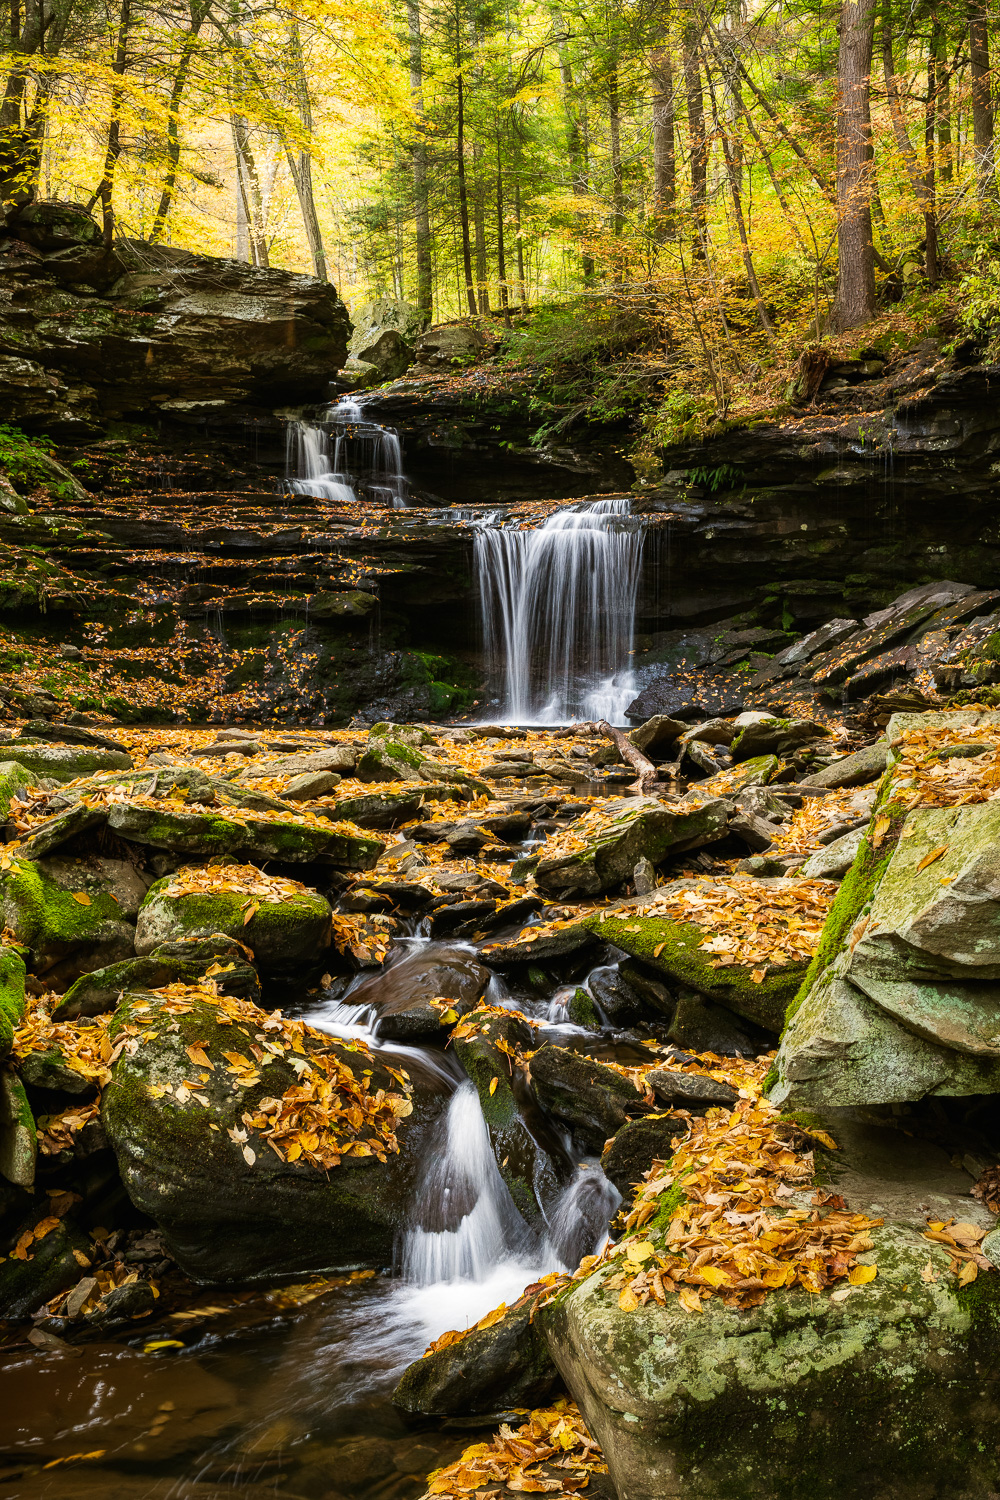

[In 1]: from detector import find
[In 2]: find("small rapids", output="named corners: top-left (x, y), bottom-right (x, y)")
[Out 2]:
top-left (287, 396), bottom-right (409, 507)
top-left (474, 496), bottom-right (645, 724)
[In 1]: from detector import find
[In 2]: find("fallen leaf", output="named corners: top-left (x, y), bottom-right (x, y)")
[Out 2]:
top-left (848, 1264), bottom-right (877, 1286)
top-left (242, 1145), bottom-right (256, 1165)
top-left (617, 1284), bottom-right (639, 1311)
top-left (625, 1241), bottom-right (655, 1264)
top-left (916, 845), bottom-right (948, 872)
top-left (71, 892), bottom-right (92, 906)
top-left (489, 1077), bottom-right (499, 1095)
top-left (678, 1287), bottom-right (704, 1314)
top-left (958, 1261), bottom-right (979, 1286)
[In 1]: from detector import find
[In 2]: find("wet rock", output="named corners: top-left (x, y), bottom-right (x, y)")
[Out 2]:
top-left (134, 875), bottom-right (332, 969)
top-left (452, 1012), bottom-right (565, 1227)
top-left (529, 1045), bottom-right (647, 1155)
top-left (541, 1112), bottom-right (1000, 1500)
top-left (618, 959), bottom-right (675, 1019)
top-left (393, 1299), bottom-right (560, 1416)
top-left (0, 1068), bottom-right (36, 1187)
top-left (53, 951), bottom-right (261, 1020)
top-left (430, 897), bottom-right (497, 937)
top-left (600, 1116), bottom-right (683, 1204)
top-left (11, 199), bottom-right (102, 250)
top-left (348, 943), bottom-right (490, 1041)
top-left (330, 789), bottom-right (427, 827)
top-left (0, 1206), bottom-right (93, 1317)
top-left (799, 741), bottom-right (889, 788)
top-left (479, 920), bottom-right (597, 967)
top-left (730, 717), bottom-right (829, 763)
top-left (646, 1069), bottom-right (739, 1109)
top-left (587, 966), bottom-right (644, 1026)
top-left (103, 987), bottom-right (442, 1280)
top-left (1, 855), bottom-right (142, 984)
top-left (668, 992), bottom-right (759, 1057)
top-left (534, 796), bottom-right (729, 898)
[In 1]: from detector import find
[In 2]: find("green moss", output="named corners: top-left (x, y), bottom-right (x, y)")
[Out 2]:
top-left (0, 945), bottom-right (26, 1058)
top-left (1, 858), bottom-right (127, 950)
top-left (0, 761), bottom-right (32, 821)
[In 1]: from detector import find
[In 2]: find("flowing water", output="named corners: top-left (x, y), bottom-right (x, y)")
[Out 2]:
top-left (288, 397), bottom-right (410, 508)
top-left (474, 497), bottom-right (644, 724)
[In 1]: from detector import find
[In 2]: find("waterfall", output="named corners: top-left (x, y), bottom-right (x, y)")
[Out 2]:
top-left (287, 396), bottom-right (409, 508)
top-left (474, 497), bottom-right (644, 724)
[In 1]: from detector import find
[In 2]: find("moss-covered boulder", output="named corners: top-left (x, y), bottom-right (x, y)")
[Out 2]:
top-left (358, 725), bottom-right (489, 796)
top-left (0, 1068), bottom-right (36, 1187)
top-left (52, 950), bottom-right (261, 1020)
top-left (0, 855), bottom-right (141, 983)
top-left (102, 983), bottom-right (444, 1281)
top-left (0, 761), bottom-right (33, 820)
top-left (845, 799), bottom-right (1000, 1054)
top-left (539, 1120), bottom-right (1000, 1500)
top-left (688, 756), bottom-right (778, 799)
top-left (583, 880), bottom-right (815, 1034)
top-left (529, 1045), bottom-right (648, 1155)
top-left (452, 1011), bottom-right (567, 1229)
top-left (134, 867), bottom-right (333, 969)
top-left (0, 1205), bottom-right (92, 1318)
top-left (534, 796), bottom-right (729, 897)
top-left (0, 946), bottom-right (26, 1058)
top-left (600, 1115), bottom-right (682, 1206)
top-left (106, 801), bottom-right (382, 868)
top-left (2, 742), bottom-right (133, 780)
top-left (730, 717), bottom-right (829, 763)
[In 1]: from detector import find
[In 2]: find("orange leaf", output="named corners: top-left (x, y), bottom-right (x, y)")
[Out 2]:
top-left (489, 1076), bottom-right (499, 1095)
top-left (185, 1044), bottom-right (214, 1070)
top-left (916, 845), bottom-right (948, 872)
top-left (71, 892), bottom-right (91, 906)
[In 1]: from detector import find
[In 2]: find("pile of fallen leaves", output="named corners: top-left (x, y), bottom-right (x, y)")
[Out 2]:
top-left (123, 980), bottom-right (413, 1170)
top-left (423, 1399), bottom-right (607, 1498)
top-left (330, 911), bottom-right (395, 965)
top-left (426, 1272), bottom-right (565, 1354)
top-left (13, 995), bottom-right (115, 1091)
top-left (163, 864), bottom-right (318, 905)
top-left (920, 1217), bottom-right (994, 1285)
top-left (36, 1100), bottom-right (102, 1156)
top-left (768, 790), bottom-right (871, 862)
top-left (888, 722), bottom-right (1000, 810)
top-left (604, 876), bottom-right (835, 973)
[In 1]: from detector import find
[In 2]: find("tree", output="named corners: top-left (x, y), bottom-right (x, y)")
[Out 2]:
top-left (830, 0), bottom-right (877, 331)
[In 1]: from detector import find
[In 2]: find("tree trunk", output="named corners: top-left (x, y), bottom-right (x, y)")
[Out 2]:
top-left (496, 134), bottom-right (509, 318)
top-left (830, 0), bottom-right (877, 331)
top-left (970, 3), bottom-right (998, 205)
top-left (456, 63), bottom-right (477, 316)
top-left (882, 0), bottom-right (937, 280)
top-left (651, 43), bottom-right (676, 239)
top-left (150, 0), bottom-right (209, 242)
top-left (232, 114), bottom-right (269, 267)
top-left (609, 61), bottom-right (624, 239)
top-left (92, 0), bottom-right (132, 250)
top-left (406, 0), bottom-right (433, 316)
top-left (925, 48), bottom-right (938, 284)
top-left (557, 29), bottom-right (595, 280)
top-left (514, 174), bottom-right (527, 307)
top-left (705, 59), bottom-right (773, 336)
top-left (283, 24), bottom-right (327, 281)
top-left (473, 153), bottom-right (490, 312)
top-left (933, 19), bottom-right (952, 184)
top-left (682, 18), bottom-right (708, 255)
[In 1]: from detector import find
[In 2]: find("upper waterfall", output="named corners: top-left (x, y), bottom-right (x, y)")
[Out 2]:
top-left (474, 496), bottom-right (644, 725)
top-left (287, 396), bottom-right (410, 508)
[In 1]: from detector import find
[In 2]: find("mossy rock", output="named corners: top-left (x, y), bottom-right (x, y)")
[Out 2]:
top-left (452, 1013), bottom-right (565, 1229)
top-left (584, 889), bottom-right (800, 1033)
top-left (0, 945), bottom-right (26, 1058)
top-left (534, 796), bottom-right (729, 898)
top-left (539, 1123), bottom-right (1000, 1500)
top-left (134, 878), bottom-right (333, 969)
top-left (529, 1044), bottom-right (647, 1156)
top-left (2, 742), bottom-right (132, 781)
top-left (0, 1207), bottom-right (92, 1319)
top-left (393, 1299), bottom-right (560, 1417)
top-left (730, 717), bottom-right (828, 764)
top-left (103, 988), bottom-right (445, 1281)
top-left (691, 755), bottom-right (779, 798)
top-left (0, 1068), bottom-right (35, 1188)
top-left (0, 855), bottom-right (138, 981)
top-left (0, 761), bottom-right (32, 821)
top-left (53, 952), bottom-right (261, 1020)
top-left (106, 802), bottom-right (383, 869)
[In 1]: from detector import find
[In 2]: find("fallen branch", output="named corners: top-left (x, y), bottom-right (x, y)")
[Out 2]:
top-left (598, 719), bottom-right (660, 792)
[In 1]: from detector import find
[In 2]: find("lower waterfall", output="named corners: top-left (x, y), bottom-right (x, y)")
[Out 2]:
top-left (474, 496), bottom-right (644, 724)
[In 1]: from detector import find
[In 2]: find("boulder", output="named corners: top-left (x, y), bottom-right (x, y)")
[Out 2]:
top-left (1, 855), bottom-right (142, 983)
top-left (249, 746), bottom-right (357, 777)
top-left (102, 986), bottom-right (440, 1281)
top-left (0, 1068), bottom-right (35, 1188)
top-left (0, 946), bottom-right (26, 1058)
top-left (411, 324), bottom-right (490, 372)
top-left (2, 742), bottom-right (133, 781)
top-left (646, 1069), bottom-right (739, 1109)
top-left (393, 1300), bottom-right (560, 1417)
top-left (0, 1206), bottom-right (93, 1319)
top-left (11, 200), bottom-right (102, 251)
top-left (600, 1116), bottom-right (683, 1205)
top-left (730, 718), bottom-right (829, 763)
top-left (534, 796), bottom-right (729, 898)
top-left (346, 943), bottom-right (491, 1042)
top-left (799, 742), bottom-right (889, 788)
top-left (800, 824), bottom-right (867, 879)
top-left (281, 772), bottom-right (341, 801)
top-left (105, 802), bottom-right (382, 868)
top-left (134, 871), bottom-right (333, 970)
top-left (689, 756), bottom-right (778, 799)
top-left (529, 1045), bottom-right (647, 1155)
top-left (349, 329), bottom-right (412, 381)
top-left (348, 298), bottom-right (427, 359)
top-left (667, 992), bottom-right (759, 1056)
top-left (539, 1114), bottom-right (1000, 1500)
top-left (0, 762), bottom-right (32, 821)
top-left (52, 951), bottom-right (261, 1020)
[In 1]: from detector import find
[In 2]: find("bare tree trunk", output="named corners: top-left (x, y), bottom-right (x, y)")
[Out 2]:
top-left (598, 720), bottom-right (659, 792)
top-left (705, 58), bottom-right (773, 336)
top-left (514, 174), bottom-right (527, 307)
top-left (496, 133), bottom-right (510, 319)
top-left (557, 29), bottom-right (595, 280)
top-left (933, 18), bottom-right (952, 184)
top-left (91, 0), bottom-right (132, 249)
top-left (609, 61), bottom-right (624, 239)
top-left (970, 2), bottom-right (999, 205)
top-left (406, 0), bottom-right (433, 315)
top-left (925, 45), bottom-right (938, 283)
top-left (456, 63), bottom-right (477, 315)
top-left (150, 0), bottom-right (208, 241)
top-left (830, 0), bottom-right (877, 331)
top-left (882, 0), bottom-right (937, 280)
top-left (473, 154), bottom-right (490, 312)
top-left (232, 114), bottom-right (269, 267)
top-left (682, 18), bottom-right (708, 256)
top-left (283, 23), bottom-right (327, 280)
top-left (651, 43), bottom-right (676, 239)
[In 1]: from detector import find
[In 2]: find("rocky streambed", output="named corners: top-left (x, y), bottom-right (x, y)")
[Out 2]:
top-left (0, 708), bottom-right (997, 1499)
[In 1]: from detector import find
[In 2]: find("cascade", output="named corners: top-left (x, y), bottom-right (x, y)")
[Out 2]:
top-left (474, 496), bottom-right (644, 724)
top-left (287, 396), bottom-right (409, 507)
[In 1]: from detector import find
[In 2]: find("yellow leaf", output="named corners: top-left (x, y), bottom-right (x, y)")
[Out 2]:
top-left (489, 1076), bottom-right (499, 1095)
top-left (143, 1340), bottom-right (185, 1352)
top-left (618, 1284), bottom-right (639, 1311)
top-left (958, 1261), bottom-right (978, 1287)
top-left (626, 1240), bottom-right (655, 1263)
top-left (700, 1265), bottom-right (731, 1288)
top-left (678, 1287), bottom-right (704, 1314)
top-left (848, 1264), bottom-right (877, 1285)
top-left (185, 1044), bottom-right (213, 1069)
top-left (751, 969), bottom-right (765, 985)
top-left (71, 892), bottom-right (91, 906)
top-left (872, 813), bottom-right (891, 844)
top-left (438, 1008), bottom-right (458, 1025)
top-left (653, 942), bottom-right (666, 957)
top-left (916, 844), bottom-right (948, 872)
